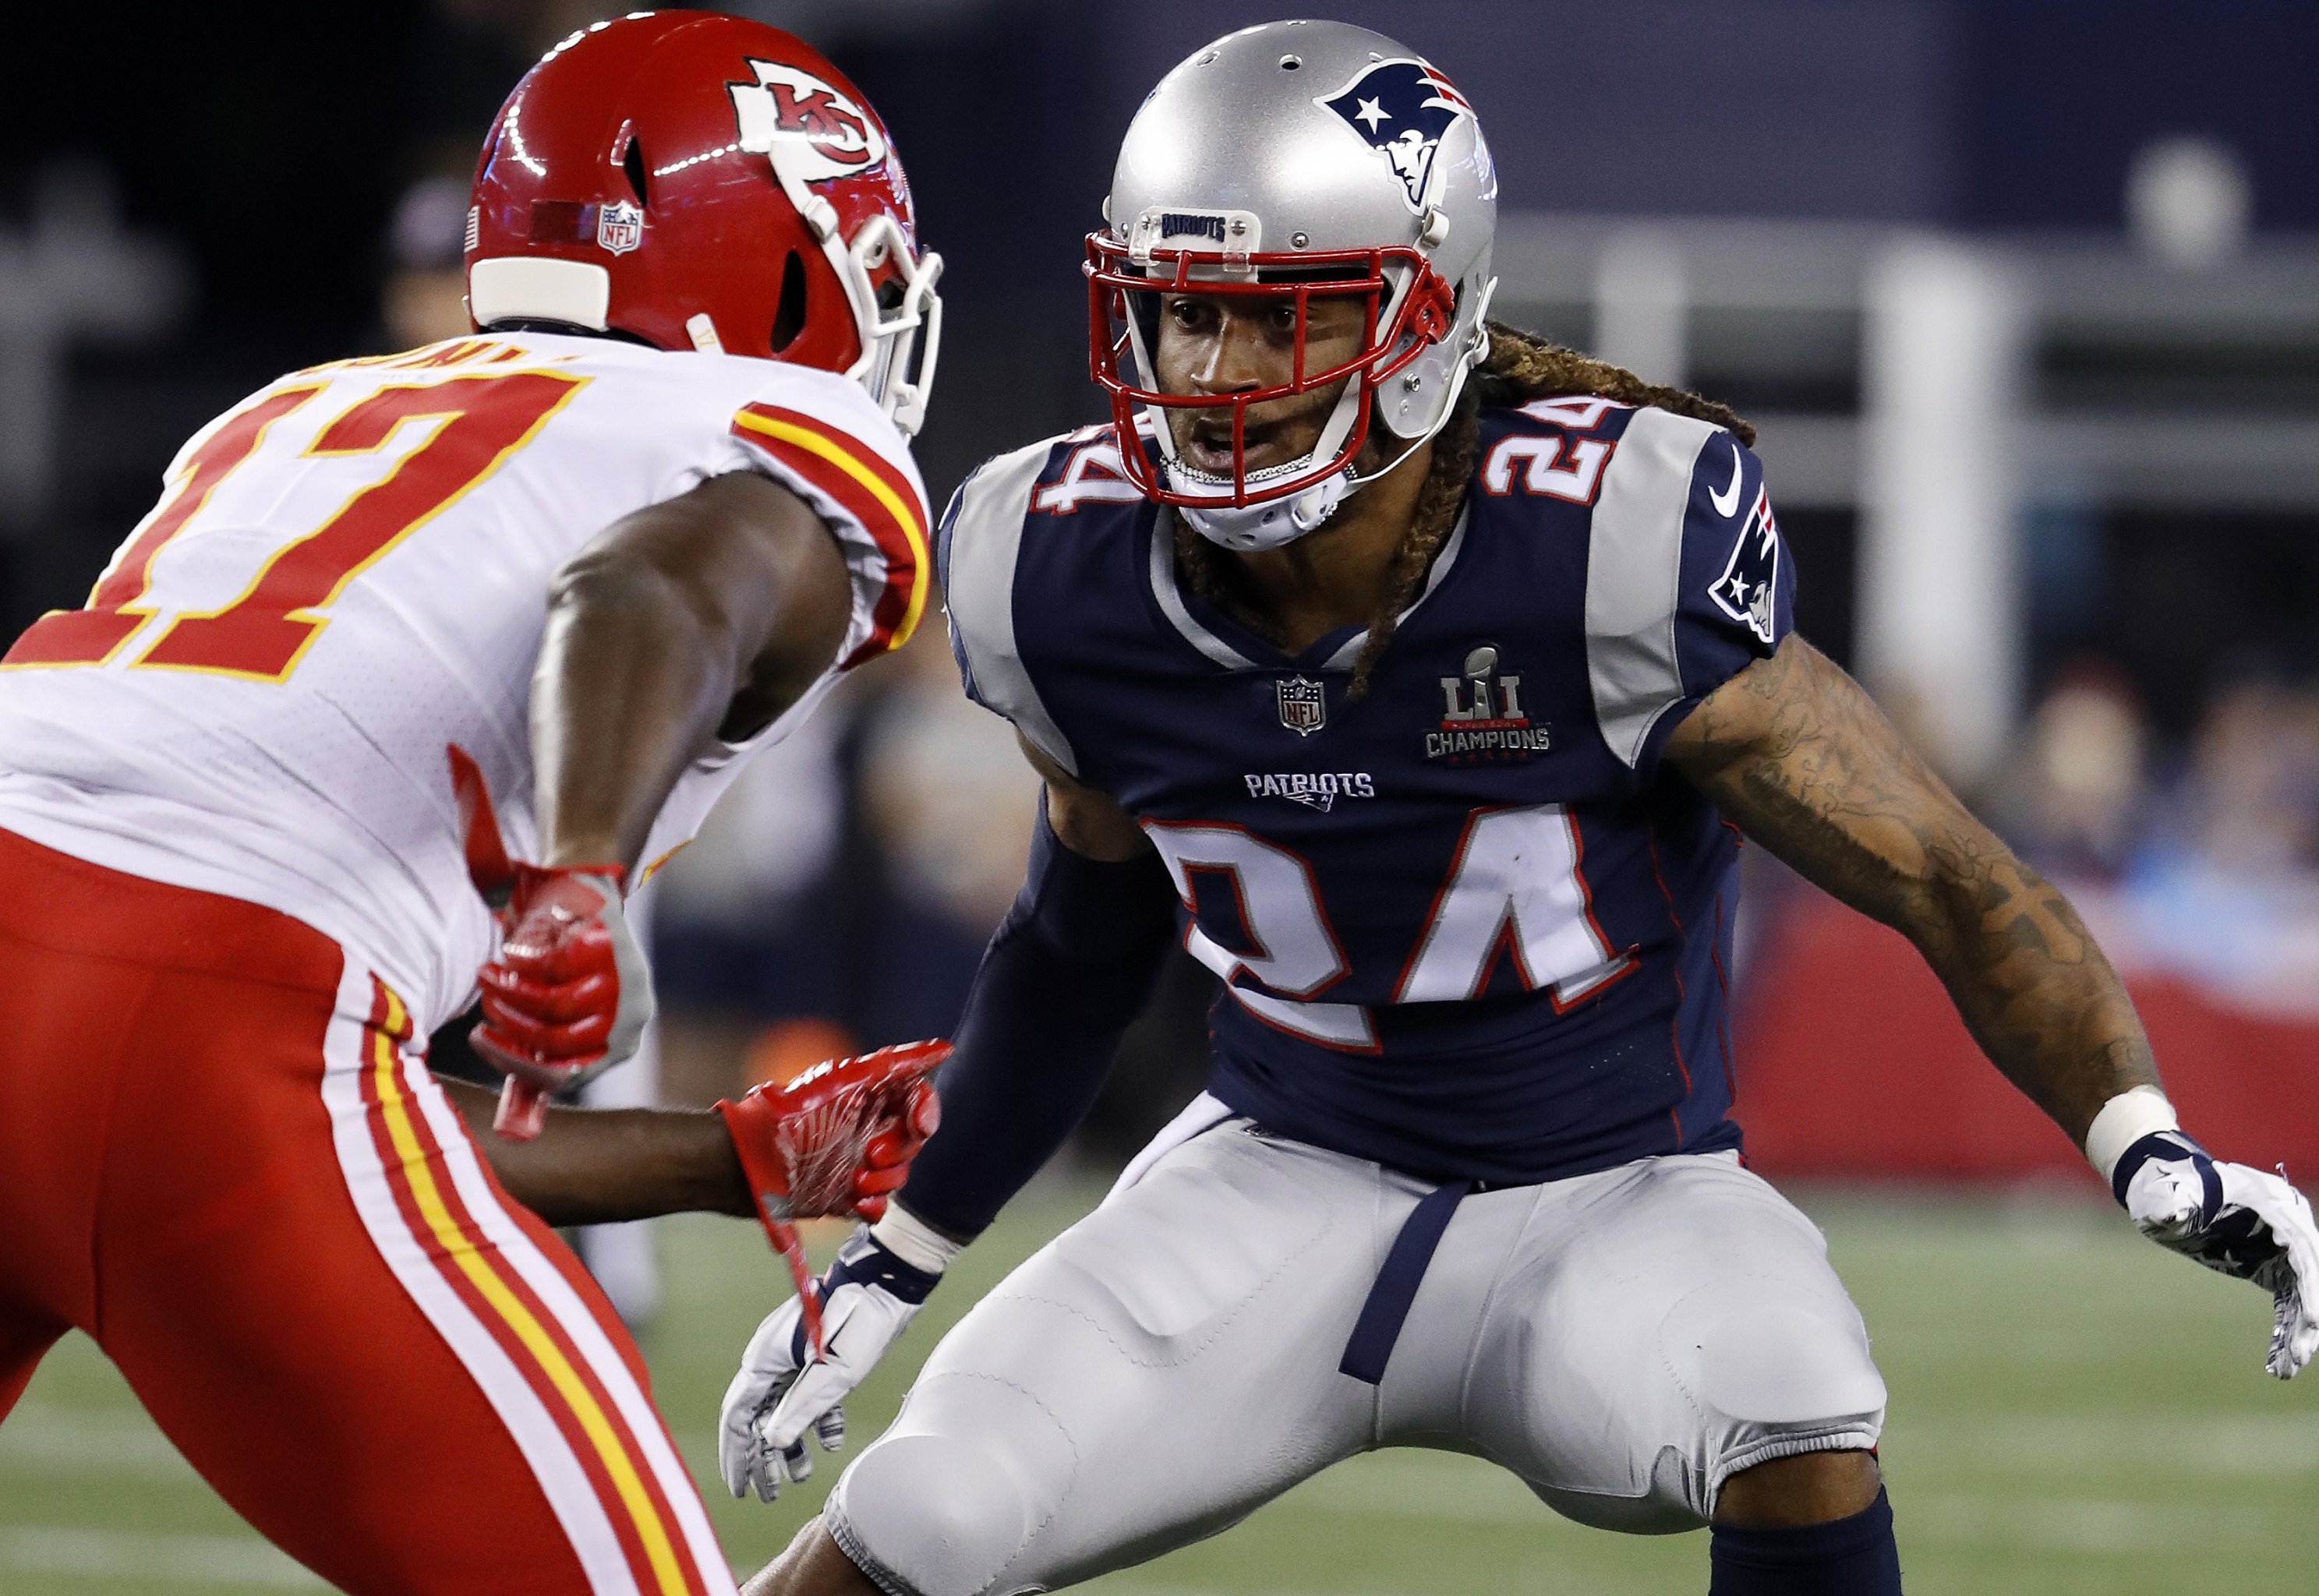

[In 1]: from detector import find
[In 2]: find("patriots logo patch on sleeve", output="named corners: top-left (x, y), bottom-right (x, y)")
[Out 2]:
top-left (1316, 59), bottom-right (1472, 213)
top-left (1708, 491), bottom-right (1782, 647)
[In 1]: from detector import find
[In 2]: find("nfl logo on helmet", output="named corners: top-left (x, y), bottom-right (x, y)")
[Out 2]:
top-left (596, 199), bottom-right (644, 255)
top-left (1316, 59), bottom-right (1472, 213)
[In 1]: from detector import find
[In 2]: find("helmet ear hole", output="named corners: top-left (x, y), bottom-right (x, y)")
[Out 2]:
top-left (621, 136), bottom-right (649, 207)
top-left (770, 250), bottom-right (808, 352)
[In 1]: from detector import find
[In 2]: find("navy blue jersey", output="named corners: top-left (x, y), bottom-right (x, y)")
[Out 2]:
top-left (939, 397), bottom-right (1795, 1185)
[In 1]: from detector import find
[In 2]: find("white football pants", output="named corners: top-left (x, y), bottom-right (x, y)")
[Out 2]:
top-left (825, 1113), bottom-right (1886, 1596)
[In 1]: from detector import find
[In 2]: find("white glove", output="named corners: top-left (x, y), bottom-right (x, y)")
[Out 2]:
top-left (718, 1226), bottom-right (941, 1501)
top-left (2115, 1130), bottom-right (2319, 1379)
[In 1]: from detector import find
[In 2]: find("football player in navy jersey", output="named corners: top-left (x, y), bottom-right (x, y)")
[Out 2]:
top-left (492, 19), bottom-right (2315, 1596)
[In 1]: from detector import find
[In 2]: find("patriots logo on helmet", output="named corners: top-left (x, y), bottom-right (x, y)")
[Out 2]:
top-left (1709, 490), bottom-right (1783, 647)
top-left (1316, 59), bottom-right (1472, 214)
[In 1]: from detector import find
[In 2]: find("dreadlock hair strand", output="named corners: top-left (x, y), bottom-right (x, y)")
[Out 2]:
top-left (1471, 321), bottom-right (1755, 445)
top-left (1341, 384), bottom-right (1479, 696)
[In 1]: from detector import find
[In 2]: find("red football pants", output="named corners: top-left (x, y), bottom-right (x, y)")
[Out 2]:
top-left (0, 826), bottom-right (735, 1596)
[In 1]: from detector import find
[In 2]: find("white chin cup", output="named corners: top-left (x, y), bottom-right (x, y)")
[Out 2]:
top-left (1169, 461), bottom-right (1353, 553)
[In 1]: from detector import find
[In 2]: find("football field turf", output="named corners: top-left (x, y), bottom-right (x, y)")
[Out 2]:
top-left (3, 1183), bottom-right (2310, 1594)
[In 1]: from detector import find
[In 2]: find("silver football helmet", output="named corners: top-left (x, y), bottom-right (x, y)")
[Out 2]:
top-left (1087, 19), bottom-right (1499, 551)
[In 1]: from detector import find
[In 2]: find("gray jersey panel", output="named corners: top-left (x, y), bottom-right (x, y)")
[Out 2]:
top-left (944, 438), bottom-right (1080, 777)
top-left (1585, 408), bottom-right (1720, 768)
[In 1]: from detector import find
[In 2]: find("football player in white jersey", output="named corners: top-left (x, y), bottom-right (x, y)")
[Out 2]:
top-left (0, 15), bottom-right (946, 1594)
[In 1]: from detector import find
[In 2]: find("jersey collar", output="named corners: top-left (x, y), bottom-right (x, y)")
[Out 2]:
top-left (1145, 504), bottom-right (1471, 675)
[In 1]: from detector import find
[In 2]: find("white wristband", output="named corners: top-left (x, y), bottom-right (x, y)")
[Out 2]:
top-left (870, 1202), bottom-right (963, 1276)
top-left (2084, 1086), bottom-right (2180, 1185)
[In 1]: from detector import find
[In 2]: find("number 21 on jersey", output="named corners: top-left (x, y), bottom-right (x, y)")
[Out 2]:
top-left (4, 363), bottom-right (585, 681)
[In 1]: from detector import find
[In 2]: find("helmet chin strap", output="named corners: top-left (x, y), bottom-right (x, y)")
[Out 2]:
top-left (1173, 464), bottom-right (1355, 552)
top-left (1168, 416), bottom-right (1441, 554)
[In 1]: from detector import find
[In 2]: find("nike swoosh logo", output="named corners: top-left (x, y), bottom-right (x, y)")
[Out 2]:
top-left (1708, 442), bottom-right (1745, 518)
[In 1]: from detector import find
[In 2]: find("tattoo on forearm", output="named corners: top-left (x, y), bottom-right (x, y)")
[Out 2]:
top-left (1665, 638), bottom-right (2158, 1142)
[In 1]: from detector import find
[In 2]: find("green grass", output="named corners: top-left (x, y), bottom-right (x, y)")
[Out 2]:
top-left (3, 1185), bottom-right (2311, 1593)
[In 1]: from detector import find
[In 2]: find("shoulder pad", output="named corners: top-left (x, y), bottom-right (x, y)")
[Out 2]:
top-left (1489, 395), bottom-right (1641, 435)
top-left (939, 432), bottom-right (1082, 776)
top-left (726, 368), bottom-right (932, 664)
top-left (1021, 423), bottom-right (1154, 518)
top-left (1469, 397), bottom-right (1652, 507)
top-left (1582, 406), bottom-right (1776, 772)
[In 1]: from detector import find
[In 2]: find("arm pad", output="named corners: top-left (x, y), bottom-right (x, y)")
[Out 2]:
top-left (895, 797), bottom-right (1179, 1238)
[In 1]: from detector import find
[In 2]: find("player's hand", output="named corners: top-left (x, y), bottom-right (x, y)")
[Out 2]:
top-left (2115, 1130), bottom-right (2319, 1378)
top-left (717, 1227), bottom-right (940, 1502)
top-left (718, 1039), bottom-right (948, 1222)
top-left (714, 1038), bottom-right (946, 1354)
top-left (472, 863), bottom-right (652, 1139)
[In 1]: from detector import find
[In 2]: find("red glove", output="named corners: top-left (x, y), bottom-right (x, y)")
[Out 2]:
top-left (849, 1078), bottom-right (942, 1219)
top-left (716, 1039), bottom-right (948, 1354)
top-left (472, 863), bottom-right (654, 1142)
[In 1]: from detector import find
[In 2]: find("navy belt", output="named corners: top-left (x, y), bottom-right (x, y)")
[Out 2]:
top-left (1338, 1179), bottom-right (1473, 1386)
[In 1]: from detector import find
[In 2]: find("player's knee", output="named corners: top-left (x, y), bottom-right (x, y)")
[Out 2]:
top-left (1688, 1300), bottom-right (1885, 1427)
top-left (1715, 1446), bottom-right (1883, 1526)
top-left (826, 1432), bottom-right (1048, 1596)
top-left (1663, 1286), bottom-right (1887, 1500)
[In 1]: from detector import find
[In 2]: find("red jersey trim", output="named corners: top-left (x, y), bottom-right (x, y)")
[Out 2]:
top-left (730, 404), bottom-right (929, 666)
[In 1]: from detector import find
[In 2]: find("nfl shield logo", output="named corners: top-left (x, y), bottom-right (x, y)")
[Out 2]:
top-left (1277, 676), bottom-right (1326, 736)
top-left (596, 200), bottom-right (644, 256)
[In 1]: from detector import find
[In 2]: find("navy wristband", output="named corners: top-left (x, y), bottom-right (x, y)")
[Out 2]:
top-left (2112, 1128), bottom-right (2222, 1220)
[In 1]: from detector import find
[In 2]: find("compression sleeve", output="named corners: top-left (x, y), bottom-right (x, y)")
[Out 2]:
top-left (893, 796), bottom-right (1181, 1239)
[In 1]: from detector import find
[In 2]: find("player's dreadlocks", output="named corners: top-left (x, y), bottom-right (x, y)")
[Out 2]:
top-left (1173, 321), bottom-right (1755, 697)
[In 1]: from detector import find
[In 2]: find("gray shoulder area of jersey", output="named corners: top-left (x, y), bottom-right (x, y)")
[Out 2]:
top-left (1583, 406), bottom-right (1727, 770)
top-left (942, 432), bottom-right (1082, 778)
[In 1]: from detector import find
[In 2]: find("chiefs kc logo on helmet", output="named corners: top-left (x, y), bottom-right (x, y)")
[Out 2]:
top-left (730, 60), bottom-right (889, 181)
top-left (1316, 58), bottom-right (1472, 214)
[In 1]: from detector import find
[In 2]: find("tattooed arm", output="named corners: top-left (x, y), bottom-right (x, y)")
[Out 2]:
top-left (1661, 634), bottom-right (2158, 1145)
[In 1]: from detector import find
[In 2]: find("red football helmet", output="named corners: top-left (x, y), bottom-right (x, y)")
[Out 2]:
top-left (465, 10), bottom-right (942, 435)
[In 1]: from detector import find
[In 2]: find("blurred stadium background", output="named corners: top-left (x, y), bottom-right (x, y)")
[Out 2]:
top-left (3, 0), bottom-right (2314, 1588)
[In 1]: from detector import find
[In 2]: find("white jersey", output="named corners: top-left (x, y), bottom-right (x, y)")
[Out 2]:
top-left (0, 332), bottom-right (931, 1031)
